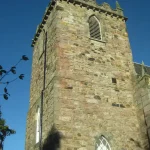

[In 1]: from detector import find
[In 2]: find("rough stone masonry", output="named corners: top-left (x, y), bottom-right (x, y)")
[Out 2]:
top-left (25, 0), bottom-right (150, 149)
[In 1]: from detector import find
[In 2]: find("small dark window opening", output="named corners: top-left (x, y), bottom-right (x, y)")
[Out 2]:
top-left (112, 78), bottom-right (117, 84)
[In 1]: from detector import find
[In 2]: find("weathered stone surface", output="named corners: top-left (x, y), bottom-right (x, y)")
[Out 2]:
top-left (26, 0), bottom-right (150, 150)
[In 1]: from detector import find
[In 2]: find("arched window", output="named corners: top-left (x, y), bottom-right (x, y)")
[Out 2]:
top-left (88, 16), bottom-right (102, 41)
top-left (36, 106), bottom-right (40, 143)
top-left (96, 136), bottom-right (111, 150)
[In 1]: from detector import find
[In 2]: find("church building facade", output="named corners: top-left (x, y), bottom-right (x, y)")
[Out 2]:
top-left (25, 0), bottom-right (150, 149)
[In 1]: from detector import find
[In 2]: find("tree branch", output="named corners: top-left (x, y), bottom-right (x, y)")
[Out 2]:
top-left (0, 59), bottom-right (22, 82)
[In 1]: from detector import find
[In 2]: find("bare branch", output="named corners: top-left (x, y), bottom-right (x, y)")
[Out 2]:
top-left (0, 59), bottom-right (22, 82)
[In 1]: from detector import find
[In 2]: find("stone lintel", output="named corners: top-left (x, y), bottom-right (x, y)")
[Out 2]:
top-left (31, 0), bottom-right (127, 47)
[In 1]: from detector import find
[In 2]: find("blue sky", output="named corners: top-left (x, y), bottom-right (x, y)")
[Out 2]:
top-left (0, 0), bottom-right (150, 149)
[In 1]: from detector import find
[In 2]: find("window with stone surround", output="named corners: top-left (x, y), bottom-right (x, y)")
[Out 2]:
top-left (95, 136), bottom-right (111, 150)
top-left (88, 16), bottom-right (102, 41)
top-left (36, 106), bottom-right (40, 144)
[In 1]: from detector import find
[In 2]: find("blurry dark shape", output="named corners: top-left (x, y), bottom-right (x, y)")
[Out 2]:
top-left (19, 74), bottom-right (24, 80)
top-left (42, 125), bottom-right (63, 150)
top-left (22, 55), bottom-right (29, 61)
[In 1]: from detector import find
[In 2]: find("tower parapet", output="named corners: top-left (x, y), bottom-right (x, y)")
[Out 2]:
top-left (31, 0), bottom-right (127, 47)
top-left (116, 1), bottom-right (124, 16)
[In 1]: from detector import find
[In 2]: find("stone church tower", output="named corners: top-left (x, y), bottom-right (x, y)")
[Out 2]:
top-left (25, 0), bottom-right (150, 149)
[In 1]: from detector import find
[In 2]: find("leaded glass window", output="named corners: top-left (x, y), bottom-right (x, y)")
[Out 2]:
top-left (88, 16), bottom-right (102, 40)
top-left (96, 136), bottom-right (111, 150)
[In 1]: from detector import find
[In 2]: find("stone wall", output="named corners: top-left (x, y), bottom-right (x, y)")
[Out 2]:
top-left (26, 0), bottom-right (150, 150)
top-left (134, 75), bottom-right (150, 148)
top-left (53, 1), bottom-right (149, 149)
top-left (25, 4), bottom-right (59, 150)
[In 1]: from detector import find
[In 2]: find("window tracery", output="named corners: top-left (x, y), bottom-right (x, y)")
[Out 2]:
top-left (88, 16), bottom-right (102, 40)
top-left (96, 136), bottom-right (111, 150)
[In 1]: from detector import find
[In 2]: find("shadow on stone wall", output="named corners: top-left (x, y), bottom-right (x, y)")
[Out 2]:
top-left (42, 125), bottom-right (63, 150)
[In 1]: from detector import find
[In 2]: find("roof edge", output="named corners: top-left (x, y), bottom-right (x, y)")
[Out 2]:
top-left (134, 62), bottom-right (150, 68)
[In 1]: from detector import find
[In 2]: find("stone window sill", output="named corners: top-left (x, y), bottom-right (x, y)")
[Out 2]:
top-left (90, 37), bottom-right (106, 43)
